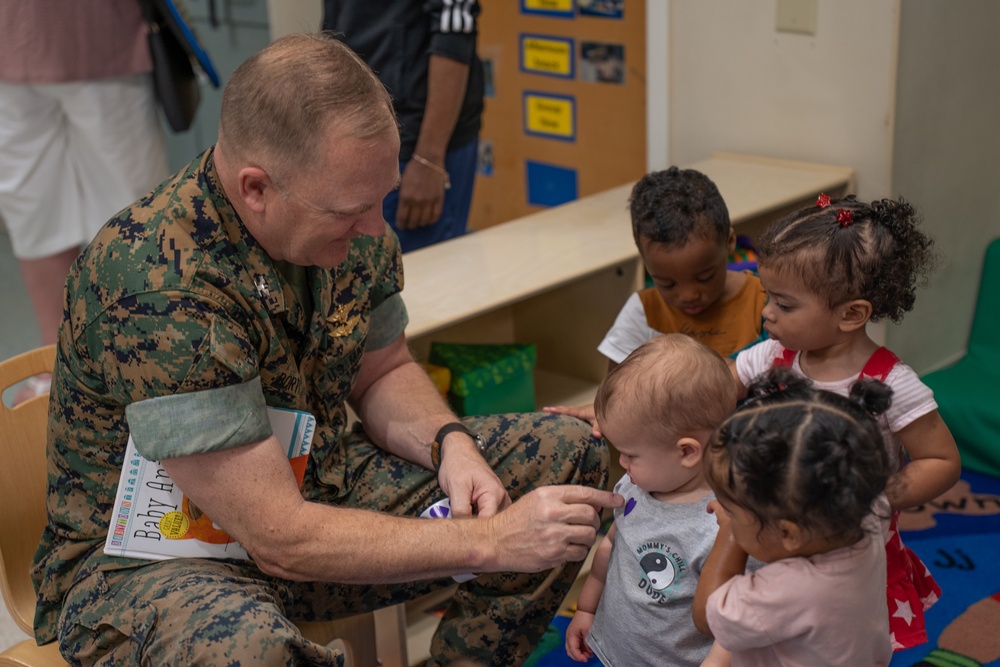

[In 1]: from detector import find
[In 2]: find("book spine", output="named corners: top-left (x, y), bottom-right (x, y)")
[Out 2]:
top-left (107, 443), bottom-right (147, 556)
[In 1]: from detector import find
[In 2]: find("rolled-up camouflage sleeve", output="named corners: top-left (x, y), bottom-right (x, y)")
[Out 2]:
top-left (426, 0), bottom-right (480, 63)
top-left (126, 377), bottom-right (272, 460)
top-left (366, 292), bottom-right (408, 350)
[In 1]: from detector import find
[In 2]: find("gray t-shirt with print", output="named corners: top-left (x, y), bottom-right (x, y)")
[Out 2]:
top-left (587, 475), bottom-right (717, 667)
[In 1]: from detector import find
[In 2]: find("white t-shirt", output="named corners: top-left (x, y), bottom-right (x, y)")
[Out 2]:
top-left (735, 339), bottom-right (937, 468)
top-left (598, 292), bottom-right (659, 364)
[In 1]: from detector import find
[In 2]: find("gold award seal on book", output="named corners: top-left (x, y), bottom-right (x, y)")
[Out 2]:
top-left (159, 511), bottom-right (191, 539)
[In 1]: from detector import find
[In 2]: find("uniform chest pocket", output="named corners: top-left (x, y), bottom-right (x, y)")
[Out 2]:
top-left (316, 317), bottom-right (367, 404)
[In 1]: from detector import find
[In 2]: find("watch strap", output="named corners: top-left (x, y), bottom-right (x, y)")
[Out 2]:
top-left (431, 422), bottom-right (483, 471)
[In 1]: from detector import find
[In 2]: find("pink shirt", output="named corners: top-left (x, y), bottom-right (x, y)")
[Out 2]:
top-left (0, 0), bottom-right (151, 83)
top-left (707, 511), bottom-right (892, 667)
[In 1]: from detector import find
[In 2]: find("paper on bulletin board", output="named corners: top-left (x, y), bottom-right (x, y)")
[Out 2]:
top-left (580, 41), bottom-right (625, 84)
top-left (521, 0), bottom-right (575, 18)
top-left (523, 92), bottom-right (576, 141)
top-left (478, 141), bottom-right (494, 176)
top-left (521, 34), bottom-right (575, 78)
top-left (525, 160), bottom-right (578, 207)
top-left (578, 0), bottom-right (624, 19)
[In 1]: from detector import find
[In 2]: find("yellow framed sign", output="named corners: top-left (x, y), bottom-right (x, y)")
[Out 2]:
top-left (523, 92), bottom-right (576, 141)
top-left (520, 34), bottom-right (575, 78)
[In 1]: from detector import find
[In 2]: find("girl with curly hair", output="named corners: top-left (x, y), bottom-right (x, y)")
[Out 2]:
top-left (728, 194), bottom-right (961, 651)
top-left (694, 369), bottom-right (895, 666)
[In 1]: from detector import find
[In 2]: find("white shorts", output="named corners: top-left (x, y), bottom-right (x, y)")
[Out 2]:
top-left (0, 74), bottom-right (168, 259)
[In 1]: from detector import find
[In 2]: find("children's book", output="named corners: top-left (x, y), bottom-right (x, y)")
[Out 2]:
top-left (150, 0), bottom-right (221, 87)
top-left (104, 406), bottom-right (315, 561)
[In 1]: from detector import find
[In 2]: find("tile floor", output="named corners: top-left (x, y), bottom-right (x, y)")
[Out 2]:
top-left (0, 229), bottom-right (43, 651)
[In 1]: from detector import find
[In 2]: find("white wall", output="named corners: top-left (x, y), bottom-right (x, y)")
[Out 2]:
top-left (646, 0), bottom-right (670, 171)
top-left (888, 0), bottom-right (1000, 372)
top-left (266, 0), bottom-right (322, 40)
top-left (666, 0), bottom-right (899, 201)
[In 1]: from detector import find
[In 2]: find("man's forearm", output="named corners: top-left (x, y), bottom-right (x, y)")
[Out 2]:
top-left (351, 356), bottom-right (458, 468)
top-left (412, 54), bottom-right (469, 161)
top-left (162, 434), bottom-right (494, 583)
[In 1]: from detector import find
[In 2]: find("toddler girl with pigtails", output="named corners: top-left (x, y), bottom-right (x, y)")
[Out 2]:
top-left (728, 194), bottom-right (961, 650)
top-left (693, 368), bottom-right (895, 666)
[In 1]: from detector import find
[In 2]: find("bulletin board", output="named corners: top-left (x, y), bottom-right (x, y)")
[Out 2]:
top-left (469, 0), bottom-right (646, 230)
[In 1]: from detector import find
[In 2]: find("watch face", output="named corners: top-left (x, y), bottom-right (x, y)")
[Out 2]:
top-left (431, 439), bottom-right (442, 468)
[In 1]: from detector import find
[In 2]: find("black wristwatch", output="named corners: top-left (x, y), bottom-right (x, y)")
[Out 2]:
top-left (431, 422), bottom-right (487, 471)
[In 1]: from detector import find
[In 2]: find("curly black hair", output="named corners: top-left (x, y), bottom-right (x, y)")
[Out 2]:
top-left (756, 195), bottom-right (937, 323)
top-left (704, 368), bottom-right (893, 544)
top-left (628, 167), bottom-right (731, 247)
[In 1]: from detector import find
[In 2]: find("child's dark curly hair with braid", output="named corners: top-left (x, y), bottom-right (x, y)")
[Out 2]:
top-left (692, 368), bottom-right (898, 664)
top-left (705, 368), bottom-right (893, 545)
top-left (756, 195), bottom-right (936, 323)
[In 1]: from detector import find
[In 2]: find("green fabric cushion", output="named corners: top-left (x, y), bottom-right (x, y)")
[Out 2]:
top-left (922, 237), bottom-right (1000, 478)
top-left (924, 358), bottom-right (1000, 478)
top-left (428, 342), bottom-right (537, 416)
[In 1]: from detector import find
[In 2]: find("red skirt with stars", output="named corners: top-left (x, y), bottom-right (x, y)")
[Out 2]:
top-left (886, 511), bottom-right (942, 650)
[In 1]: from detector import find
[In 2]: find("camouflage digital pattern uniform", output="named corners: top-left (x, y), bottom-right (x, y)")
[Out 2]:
top-left (31, 149), bottom-right (609, 666)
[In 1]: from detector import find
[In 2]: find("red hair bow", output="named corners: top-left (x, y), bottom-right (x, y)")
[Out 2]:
top-left (836, 209), bottom-right (854, 227)
top-left (816, 193), bottom-right (832, 208)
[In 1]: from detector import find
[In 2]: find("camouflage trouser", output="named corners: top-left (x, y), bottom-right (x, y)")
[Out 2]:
top-left (57, 412), bottom-right (608, 667)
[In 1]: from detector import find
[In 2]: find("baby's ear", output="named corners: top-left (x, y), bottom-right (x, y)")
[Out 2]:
top-left (676, 435), bottom-right (706, 468)
top-left (777, 519), bottom-right (807, 552)
top-left (838, 299), bottom-right (873, 332)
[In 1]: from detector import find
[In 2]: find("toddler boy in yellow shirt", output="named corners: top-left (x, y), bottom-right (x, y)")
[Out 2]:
top-left (544, 167), bottom-right (765, 435)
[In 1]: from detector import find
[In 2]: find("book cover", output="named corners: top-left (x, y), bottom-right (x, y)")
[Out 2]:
top-left (152, 0), bottom-right (221, 86)
top-left (104, 406), bottom-right (315, 561)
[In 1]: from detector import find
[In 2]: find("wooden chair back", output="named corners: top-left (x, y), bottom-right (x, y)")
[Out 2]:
top-left (0, 345), bottom-right (68, 666)
top-left (0, 345), bottom-right (55, 637)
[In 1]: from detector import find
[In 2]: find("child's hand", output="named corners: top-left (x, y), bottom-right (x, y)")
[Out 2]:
top-left (706, 499), bottom-right (731, 530)
top-left (565, 610), bottom-right (596, 661)
top-left (700, 642), bottom-right (732, 667)
top-left (542, 403), bottom-right (602, 438)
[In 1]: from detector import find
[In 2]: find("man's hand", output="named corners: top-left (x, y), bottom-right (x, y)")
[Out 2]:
top-left (395, 157), bottom-right (446, 229)
top-left (438, 439), bottom-right (510, 518)
top-left (486, 486), bottom-right (623, 572)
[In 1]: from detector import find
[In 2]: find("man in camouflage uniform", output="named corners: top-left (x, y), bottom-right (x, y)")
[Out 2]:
top-left (31, 34), bottom-right (616, 666)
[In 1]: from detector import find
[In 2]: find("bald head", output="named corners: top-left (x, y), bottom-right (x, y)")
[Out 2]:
top-left (219, 33), bottom-right (397, 179)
